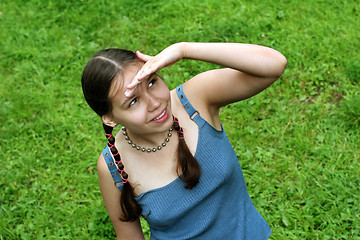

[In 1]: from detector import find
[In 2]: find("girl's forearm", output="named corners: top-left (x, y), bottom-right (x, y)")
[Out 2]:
top-left (180, 42), bottom-right (287, 78)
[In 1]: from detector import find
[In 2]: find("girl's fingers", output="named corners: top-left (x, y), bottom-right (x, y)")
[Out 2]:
top-left (125, 65), bottom-right (154, 97)
top-left (136, 51), bottom-right (151, 62)
top-left (135, 60), bottom-right (159, 82)
top-left (124, 88), bottom-right (135, 98)
top-left (126, 72), bottom-right (142, 90)
top-left (124, 50), bottom-right (166, 97)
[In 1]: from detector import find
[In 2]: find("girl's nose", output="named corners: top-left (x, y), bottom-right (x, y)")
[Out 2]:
top-left (146, 93), bottom-right (161, 112)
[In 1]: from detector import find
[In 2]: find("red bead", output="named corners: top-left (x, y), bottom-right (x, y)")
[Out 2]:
top-left (108, 136), bottom-right (115, 144)
top-left (118, 162), bottom-right (124, 170)
top-left (173, 122), bottom-right (180, 131)
top-left (110, 147), bottom-right (117, 154)
top-left (122, 172), bottom-right (128, 179)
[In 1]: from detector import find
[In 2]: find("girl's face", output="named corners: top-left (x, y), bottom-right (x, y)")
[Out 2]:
top-left (103, 64), bottom-right (173, 137)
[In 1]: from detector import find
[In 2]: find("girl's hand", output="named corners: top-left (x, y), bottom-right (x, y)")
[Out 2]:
top-left (125, 43), bottom-right (185, 97)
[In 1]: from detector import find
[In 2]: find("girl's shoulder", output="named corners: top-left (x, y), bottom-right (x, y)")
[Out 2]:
top-left (97, 150), bottom-right (111, 181)
top-left (170, 79), bottom-right (222, 132)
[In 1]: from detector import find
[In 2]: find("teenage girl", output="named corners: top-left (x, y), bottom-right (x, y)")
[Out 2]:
top-left (81, 42), bottom-right (287, 239)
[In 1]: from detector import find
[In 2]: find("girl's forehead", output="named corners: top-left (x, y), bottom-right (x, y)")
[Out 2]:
top-left (108, 65), bottom-right (141, 98)
top-left (108, 75), bottom-right (123, 98)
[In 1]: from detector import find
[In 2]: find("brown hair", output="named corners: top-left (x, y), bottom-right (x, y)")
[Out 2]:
top-left (81, 49), bottom-right (200, 222)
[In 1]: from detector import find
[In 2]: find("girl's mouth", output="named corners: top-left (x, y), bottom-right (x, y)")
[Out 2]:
top-left (151, 108), bottom-right (168, 123)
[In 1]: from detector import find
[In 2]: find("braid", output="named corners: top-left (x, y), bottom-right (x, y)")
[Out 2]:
top-left (103, 123), bottom-right (142, 222)
top-left (173, 116), bottom-right (201, 189)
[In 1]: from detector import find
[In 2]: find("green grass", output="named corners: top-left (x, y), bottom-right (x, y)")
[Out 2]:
top-left (1, 0), bottom-right (359, 239)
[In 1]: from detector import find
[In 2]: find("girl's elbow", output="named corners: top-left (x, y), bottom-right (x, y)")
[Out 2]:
top-left (281, 55), bottom-right (288, 70)
top-left (275, 54), bottom-right (287, 77)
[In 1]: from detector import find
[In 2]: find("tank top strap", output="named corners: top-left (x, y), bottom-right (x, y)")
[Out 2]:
top-left (102, 146), bottom-right (123, 191)
top-left (176, 84), bottom-right (205, 127)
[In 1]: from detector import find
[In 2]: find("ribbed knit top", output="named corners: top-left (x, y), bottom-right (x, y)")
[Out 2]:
top-left (102, 84), bottom-right (271, 239)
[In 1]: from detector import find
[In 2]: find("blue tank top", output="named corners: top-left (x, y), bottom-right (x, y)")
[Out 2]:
top-left (102, 84), bottom-right (271, 239)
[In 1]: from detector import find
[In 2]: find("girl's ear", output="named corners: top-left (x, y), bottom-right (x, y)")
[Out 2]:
top-left (102, 114), bottom-right (117, 128)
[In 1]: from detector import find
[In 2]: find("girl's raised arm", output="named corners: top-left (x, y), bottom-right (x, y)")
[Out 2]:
top-left (180, 42), bottom-right (287, 108)
top-left (125, 42), bottom-right (287, 109)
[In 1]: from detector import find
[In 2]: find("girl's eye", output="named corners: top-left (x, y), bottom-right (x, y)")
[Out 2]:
top-left (148, 78), bottom-right (157, 88)
top-left (129, 98), bottom-right (138, 107)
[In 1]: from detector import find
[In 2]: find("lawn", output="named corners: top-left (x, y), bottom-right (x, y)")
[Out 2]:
top-left (1, 0), bottom-right (359, 239)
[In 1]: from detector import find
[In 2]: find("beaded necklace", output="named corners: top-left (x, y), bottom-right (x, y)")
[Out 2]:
top-left (122, 126), bottom-right (173, 153)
